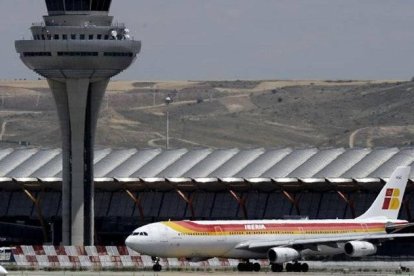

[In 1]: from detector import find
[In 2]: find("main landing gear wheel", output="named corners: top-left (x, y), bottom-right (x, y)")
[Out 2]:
top-left (237, 261), bottom-right (261, 272)
top-left (285, 262), bottom-right (309, 272)
top-left (151, 257), bottom-right (162, 272)
top-left (271, 263), bottom-right (283, 272)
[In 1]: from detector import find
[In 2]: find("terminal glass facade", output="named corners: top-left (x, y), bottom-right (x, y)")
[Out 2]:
top-left (45, 0), bottom-right (112, 11)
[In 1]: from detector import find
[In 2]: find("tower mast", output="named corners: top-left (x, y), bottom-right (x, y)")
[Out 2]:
top-left (15, 0), bottom-right (141, 245)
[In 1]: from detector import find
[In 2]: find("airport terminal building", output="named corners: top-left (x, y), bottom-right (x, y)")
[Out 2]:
top-left (0, 147), bottom-right (413, 259)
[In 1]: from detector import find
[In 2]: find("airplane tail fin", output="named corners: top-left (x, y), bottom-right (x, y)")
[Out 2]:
top-left (356, 166), bottom-right (411, 220)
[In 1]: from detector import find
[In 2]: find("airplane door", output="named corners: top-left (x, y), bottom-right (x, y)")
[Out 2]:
top-left (160, 225), bottom-right (168, 243)
top-left (215, 226), bottom-right (226, 242)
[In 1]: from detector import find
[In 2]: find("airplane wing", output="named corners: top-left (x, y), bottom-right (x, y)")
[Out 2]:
top-left (236, 233), bottom-right (414, 251)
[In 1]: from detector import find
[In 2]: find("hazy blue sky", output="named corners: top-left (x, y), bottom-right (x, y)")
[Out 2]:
top-left (2, 0), bottom-right (414, 80)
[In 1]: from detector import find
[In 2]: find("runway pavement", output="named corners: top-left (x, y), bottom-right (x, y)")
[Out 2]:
top-left (3, 272), bottom-right (411, 276)
top-left (4, 261), bottom-right (414, 275)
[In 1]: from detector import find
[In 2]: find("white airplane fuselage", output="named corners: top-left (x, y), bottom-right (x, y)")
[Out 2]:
top-left (126, 218), bottom-right (406, 259)
top-left (126, 166), bottom-right (414, 273)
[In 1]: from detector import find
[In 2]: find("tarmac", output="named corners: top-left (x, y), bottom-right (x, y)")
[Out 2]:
top-left (3, 272), bottom-right (413, 276)
top-left (4, 261), bottom-right (414, 275)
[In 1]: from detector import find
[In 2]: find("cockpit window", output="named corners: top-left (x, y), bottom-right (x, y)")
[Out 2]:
top-left (132, 232), bottom-right (148, 236)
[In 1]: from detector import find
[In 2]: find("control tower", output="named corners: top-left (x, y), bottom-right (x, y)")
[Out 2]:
top-left (15, 0), bottom-right (141, 246)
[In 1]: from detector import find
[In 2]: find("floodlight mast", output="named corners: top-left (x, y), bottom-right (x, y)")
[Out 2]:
top-left (15, 0), bottom-right (141, 246)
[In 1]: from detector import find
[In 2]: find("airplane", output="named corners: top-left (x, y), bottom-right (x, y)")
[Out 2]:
top-left (125, 166), bottom-right (414, 272)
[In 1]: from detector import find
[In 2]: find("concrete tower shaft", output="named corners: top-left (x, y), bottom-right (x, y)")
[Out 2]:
top-left (15, 0), bottom-right (140, 245)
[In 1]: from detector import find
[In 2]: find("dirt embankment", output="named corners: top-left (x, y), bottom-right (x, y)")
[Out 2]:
top-left (0, 79), bottom-right (410, 149)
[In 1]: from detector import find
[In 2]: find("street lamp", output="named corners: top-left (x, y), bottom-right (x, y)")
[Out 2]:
top-left (165, 96), bottom-right (173, 149)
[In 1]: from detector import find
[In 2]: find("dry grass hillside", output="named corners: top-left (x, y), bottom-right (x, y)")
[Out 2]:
top-left (0, 79), bottom-right (412, 149)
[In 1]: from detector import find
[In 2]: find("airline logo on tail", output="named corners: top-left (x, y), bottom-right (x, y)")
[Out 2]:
top-left (382, 188), bottom-right (400, 210)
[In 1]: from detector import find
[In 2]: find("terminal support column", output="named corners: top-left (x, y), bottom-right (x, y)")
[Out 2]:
top-left (49, 79), bottom-right (107, 245)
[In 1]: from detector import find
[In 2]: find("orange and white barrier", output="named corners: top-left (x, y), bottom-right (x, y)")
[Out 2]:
top-left (11, 245), bottom-right (241, 270)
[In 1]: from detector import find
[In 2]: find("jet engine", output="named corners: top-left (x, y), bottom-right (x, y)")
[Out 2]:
top-left (344, 241), bottom-right (377, 257)
top-left (267, 247), bottom-right (300, 263)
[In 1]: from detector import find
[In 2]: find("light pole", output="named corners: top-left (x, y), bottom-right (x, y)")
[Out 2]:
top-left (165, 96), bottom-right (173, 149)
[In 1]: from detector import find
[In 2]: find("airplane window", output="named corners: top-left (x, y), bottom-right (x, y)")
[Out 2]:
top-left (132, 232), bottom-right (138, 236)
top-left (144, 232), bottom-right (148, 236)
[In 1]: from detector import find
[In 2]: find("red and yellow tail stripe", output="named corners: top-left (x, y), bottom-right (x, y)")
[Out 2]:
top-left (382, 188), bottom-right (401, 210)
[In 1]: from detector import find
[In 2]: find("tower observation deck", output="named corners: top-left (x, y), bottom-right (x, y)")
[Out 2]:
top-left (15, 0), bottom-right (141, 246)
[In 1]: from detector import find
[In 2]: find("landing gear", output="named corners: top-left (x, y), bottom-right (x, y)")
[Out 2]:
top-left (152, 263), bottom-right (162, 272)
top-left (151, 257), bottom-right (162, 272)
top-left (270, 262), bottom-right (309, 273)
top-left (237, 261), bottom-right (261, 272)
top-left (271, 263), bottom-right (283, 272)
top-left (285, 262), bottom-right (309, 272)
top-left (253, 263), bottom-right (261, 272)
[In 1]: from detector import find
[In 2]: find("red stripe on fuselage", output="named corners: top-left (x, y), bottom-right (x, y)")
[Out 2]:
top-left (172, 221), bottom-right (388, 233)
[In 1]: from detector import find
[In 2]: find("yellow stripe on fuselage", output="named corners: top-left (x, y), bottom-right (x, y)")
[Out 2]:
top-left (162, 221), bottom-right (198, 234)
top-left (162, 222), bottom-right (384, 236)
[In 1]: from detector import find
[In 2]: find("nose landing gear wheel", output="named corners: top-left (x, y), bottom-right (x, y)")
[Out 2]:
top-left (151, 257), bottom-right (162, 272)
top-left (152, 263), bottom-right (162, 272)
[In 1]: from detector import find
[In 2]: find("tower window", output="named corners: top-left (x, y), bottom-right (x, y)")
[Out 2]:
top-left (65, 0), bottom-right (90, 11)
top-left (89, 35), bottom-right (94, 40)
top-left (46, 0), bottom-right (64, 11)
top-left (92, 0), bottom-right (112, 11)
top-left (104, 35), bottom-right (109, 40)
top-left (63, 34), bottom-right (68, 40)
top-left (97, 34), bottom-right (102, 40)
top-left (54, 34), bottom-right (59, 40)
top-left (80, 34), bottom-right (85, 40)
top-left (71, 34), bottom-right (77, 40)
top-left (57, 52), bottom-right (99, 57)
top-left (23, 52), bottom-right (52, 57)
top-left (104, 52), bottom-right (134, 57)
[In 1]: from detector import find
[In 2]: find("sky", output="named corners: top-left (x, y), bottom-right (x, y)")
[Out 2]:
top-left (1, 0), bottom-right (414, 81)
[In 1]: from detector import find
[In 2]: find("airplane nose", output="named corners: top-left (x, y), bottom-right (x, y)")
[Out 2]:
top-left (125, 235), bottom-right (133, 249)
